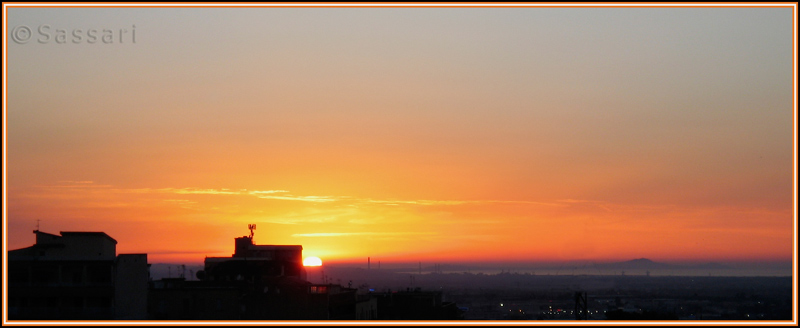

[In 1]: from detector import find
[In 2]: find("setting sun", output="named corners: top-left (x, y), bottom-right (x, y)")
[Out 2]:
top-left (303, 257), bottom-right (322, 267)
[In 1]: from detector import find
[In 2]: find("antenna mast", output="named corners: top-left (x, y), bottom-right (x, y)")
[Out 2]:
top-left (248, 224), bottom-right (256, 239)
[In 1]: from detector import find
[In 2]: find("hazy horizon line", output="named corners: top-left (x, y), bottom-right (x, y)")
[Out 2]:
top-left (147, 258), bottom-right (794, 266)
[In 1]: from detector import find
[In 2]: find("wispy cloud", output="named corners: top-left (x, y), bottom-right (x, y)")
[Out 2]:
top-left (555, 199), bottom-right (614, 211)
top-left (291, 232), bottom-right (437, 238)
top-left (126, 188), bottom-right (244, 195)
top-left (28, 183), bottom-right (632, 213)
top-left (259, 208), bottom-right (359, 225)
top-left (125, 187), bottom-right (561, 206)
top-left (363, 199), bottom-right (568, 207)
top-left (162, 199), bottom-right (199, 209)
top-left (250, 190), bottom-right (290, 194)
top-left (260, 216), bottom-right (339, 225)
top-left (162, 199), bottom-right (198, 204)
top-left (57, 180), bottom-right (95, 184)
top-left (254, 195), bottom-right (342, 202)
top-left (42, 181), bottom-right (114, 189)
top-left (365, 199), bottom-right (466, 206)
top-left (125, 188), bottom-right (341, 203)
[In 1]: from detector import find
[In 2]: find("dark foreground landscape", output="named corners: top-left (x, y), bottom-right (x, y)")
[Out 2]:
top-left (309, 266), bottom-right (793, 320)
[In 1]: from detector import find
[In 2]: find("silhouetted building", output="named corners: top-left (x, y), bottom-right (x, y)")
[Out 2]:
top-left (356, 294), bottom-right (379, 320)
top-left (149, 234), bottom-right (361, 319)
top-left (7, 230), bottom-right (149, 320)
top-left (202, 235), bottom-right (306, 281)
top-left (374, 289), bottom-right (463, 320)
top-left (148, 278), bottom-right (241, 320)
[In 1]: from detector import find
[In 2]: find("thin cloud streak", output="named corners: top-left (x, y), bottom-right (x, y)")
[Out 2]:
top-left (22, 183), bottom-right (785, 218)
top-left (292, 232), bottom-right (437, 238)
top-left (250, 190), bottom-right (290, 194)
top-left (254, 195), bottom-right (342, 202)
top-left (39, 184), bottom-right (579, 207)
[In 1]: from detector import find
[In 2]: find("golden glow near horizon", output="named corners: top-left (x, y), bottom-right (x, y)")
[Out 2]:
top-left (4, 5), bottom-right (796, 268)
top-left (303, 257), bottom-right (323, 267)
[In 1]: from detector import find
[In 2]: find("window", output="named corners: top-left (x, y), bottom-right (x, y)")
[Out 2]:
top-left (310, 286), bottom-right (328, 294)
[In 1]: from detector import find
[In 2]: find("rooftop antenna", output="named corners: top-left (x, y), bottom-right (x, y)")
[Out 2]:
top-left (35, 219), bottom-right (41, 232)
top-left (248, 224), bottom-right (256, 239)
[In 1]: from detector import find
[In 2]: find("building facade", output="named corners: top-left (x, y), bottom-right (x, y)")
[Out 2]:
top-left (149, 234), bottom-right (360, 319)
top-left (7, 230), bottom-right (149, 320)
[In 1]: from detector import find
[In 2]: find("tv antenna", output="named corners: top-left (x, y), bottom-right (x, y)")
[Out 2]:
top-left (248, 224), bottom-right (256, 239)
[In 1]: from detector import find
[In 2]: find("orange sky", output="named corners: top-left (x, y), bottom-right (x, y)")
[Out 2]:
top-left (4, 5), bottom-right (797, 266)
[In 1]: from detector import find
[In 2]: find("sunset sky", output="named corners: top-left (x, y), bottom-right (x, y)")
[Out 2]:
top-left (4, 5), bottom-right (796, 267)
